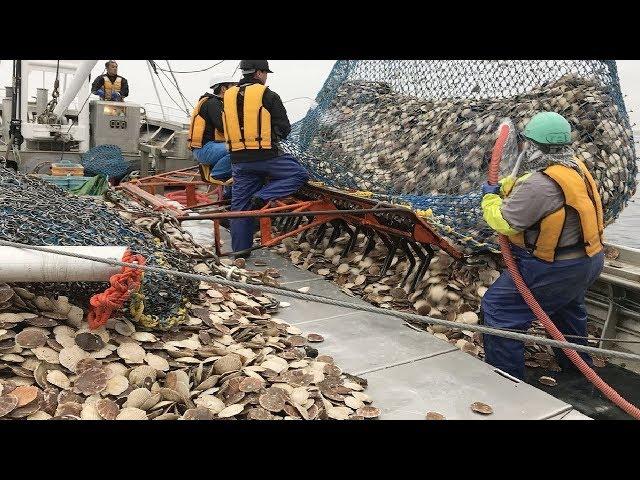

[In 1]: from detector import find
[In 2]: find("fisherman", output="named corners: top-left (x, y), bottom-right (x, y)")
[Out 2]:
top-left (91, 60), bottom-right (129, 102)
top-left (222, 60), bottom-right (309, 258)
top-left (480, 111), bottom-right (605, 380)
top-left (188, 73), bottom-right (238, 202)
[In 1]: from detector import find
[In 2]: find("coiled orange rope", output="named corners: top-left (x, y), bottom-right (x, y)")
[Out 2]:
top-left (87, 249), bottom-right (146, 329)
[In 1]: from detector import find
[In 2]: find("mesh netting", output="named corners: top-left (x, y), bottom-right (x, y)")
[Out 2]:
top-left (82, 144), bottom-right (134, 181)
top-left (281, 60), bottom-right (638, 253)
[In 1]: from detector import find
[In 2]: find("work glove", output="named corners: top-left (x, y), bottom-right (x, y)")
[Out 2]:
top-left (481, 182), bottom-right (500, 196)
top-left (498, 176), bottom-right (516, 196)
top-left (95, 88), bottom-right (105, 99)
top-left (111, 92), bottom-right (122, 101)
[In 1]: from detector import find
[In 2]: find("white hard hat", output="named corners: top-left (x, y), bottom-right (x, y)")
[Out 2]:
top-left (209, 73), bottom-right (238, 89)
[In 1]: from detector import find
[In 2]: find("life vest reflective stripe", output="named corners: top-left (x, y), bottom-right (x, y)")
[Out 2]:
top-left (103, 76), bottom-right (122, 99)
top-left (508, 159), bottom-right (604, 262)
top-left (222, 84), bottom-right (272, 152)
top-left (188, 96), bottom-right (225, 149)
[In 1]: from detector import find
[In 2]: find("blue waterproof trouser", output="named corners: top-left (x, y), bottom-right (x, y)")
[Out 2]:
top-left (192, 141), bottom-right (232, 179)
top-left (230, 154), bottom-right (309, 252)
top-left (481, 246), bottom-right (604, 380)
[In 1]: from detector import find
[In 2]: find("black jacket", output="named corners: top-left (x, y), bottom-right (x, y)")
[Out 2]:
top-left (197, 94), bottom-right (224, 146)
top-left (228, 77), bottom-right (291, 163)
top-left (91, 74), bottom-right (129, 98)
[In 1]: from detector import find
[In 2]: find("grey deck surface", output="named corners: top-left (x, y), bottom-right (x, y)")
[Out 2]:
top-left (184, 221), bottom-right (589, 420)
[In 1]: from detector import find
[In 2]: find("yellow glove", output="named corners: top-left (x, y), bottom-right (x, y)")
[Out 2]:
top-left (481, 193), bottom-right (520, 236)
top-left (498, 176), bottom-right (516, 196)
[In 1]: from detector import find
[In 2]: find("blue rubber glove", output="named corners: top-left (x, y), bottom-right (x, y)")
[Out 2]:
top-left (112, 92), bottom-right (122, 101)
top-left (481, 182), bottom-right (500, 196)
top-left (96, 88), bottom-right (105, 99)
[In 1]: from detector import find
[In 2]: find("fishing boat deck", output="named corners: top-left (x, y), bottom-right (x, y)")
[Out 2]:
top-left (184, 220), bottom-right (591, 420)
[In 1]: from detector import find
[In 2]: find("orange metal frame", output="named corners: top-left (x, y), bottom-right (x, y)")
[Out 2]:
top-left (117, 166), bottom-right (224, 209)
top-left (118, 167), bottom-right (463, 260)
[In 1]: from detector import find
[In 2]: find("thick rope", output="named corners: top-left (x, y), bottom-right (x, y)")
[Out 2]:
top-left (1, 239), bottom-right (639, 364)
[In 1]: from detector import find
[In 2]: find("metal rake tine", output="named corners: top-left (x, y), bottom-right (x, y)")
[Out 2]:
top-left (312, 223), bottom-right (328, 248)
top-left (272, 215), bottom-right (285, 230)
top-left (291, 216), bottom-right (304, 231)
top-left (399, 239), bottom-right (416, 288)
top-left (343, 225), bottom-right (362, 255)
top-left (298, 216), bottom-right (314, 243)
top-left (409, 243), bottom-right (432, 293)
top-left (327, 220), bottom-right (343, 247)
top-left (339, 222), bottom-right (357, 258)
top-left (362, 229), bottom-right (378, 257)
top-left (379, 233), bottom-right (398, 278)
top-left (282, 215), bottom-right (297, 233)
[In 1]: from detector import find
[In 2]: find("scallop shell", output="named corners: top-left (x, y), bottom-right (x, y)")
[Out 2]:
top-left (96, 398), bottom-right (120, 420)
top-left (0, 394), bottom-right (19, 417)
top-left (32, 347), bottom-right (60, 364)
top-left (75, 332), bottom-right (105, 352)
top-left (15, 328), bottom-right (47, 348)
top-left (116, 407), bottom-right (148, 420)
top-left (74, 367), bottom-right (108, 395)
top-left (218, 404), bottom-right (244, 418)
top-left (356, 406), bottom-right (380, 418)
top-left (117, 342), bottom-right (146, 364)
top-left (105, 375), bottom-right (129, 396)
top-left (46, 370), bottom-right (71, 389)
top-left (470, 401), bottom-right (493, 415)
top-left (145, 353), bottom-right (170, 372)
top-left (213, 354), bottom-right (242, 375)
top-left (194, 395), bottom-right (225, 414)
top-left (59, 345), bottom-right (90, 372)
top-left (11, 385), bottom-right (39, 407)
top-left (327, 406), bottom-right (352, 420)
top-left (80, 403), bottom-right (103, 420)
top-left (538, 376), bottom-right (557, 387)
top-left (425, 411), bottom-right (446, 420)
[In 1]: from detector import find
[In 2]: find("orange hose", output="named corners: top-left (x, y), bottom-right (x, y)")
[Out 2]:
top-left (87, 250), bottom-right (146, 330)
top-left (488, 124), bottom-right (640, 419)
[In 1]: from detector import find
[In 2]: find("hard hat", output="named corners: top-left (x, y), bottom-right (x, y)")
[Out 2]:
top-left (209, 73), bottom-right (238, 90)
top-left (239, 60), bottom-right (273, 75)
top-left (523, 112), bottom-right (572, 145)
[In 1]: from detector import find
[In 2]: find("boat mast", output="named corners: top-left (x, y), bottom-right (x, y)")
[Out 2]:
top-left (146, 61), bottom-right (167, 121)
top-left (9, 60), bottom-right (23, 149)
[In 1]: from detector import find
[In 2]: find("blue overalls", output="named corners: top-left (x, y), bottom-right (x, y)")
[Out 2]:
top-left (481, 245), bottom-right (604, 380)
top-left (230, 153), bottom-right (309, 253)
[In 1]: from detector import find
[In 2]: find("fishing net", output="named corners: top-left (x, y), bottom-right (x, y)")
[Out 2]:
top-left (82, 144), bottom-right (134, 181)
top-left (281, 60), bottom-right (638, 254)
top-left (0, 166), bottom-right (199, 330)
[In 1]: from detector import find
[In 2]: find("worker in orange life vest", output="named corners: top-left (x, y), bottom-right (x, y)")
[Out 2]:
top-left (480, 112), bottom-right (605, 380)
top-left (91, 60), bottom-right (129, 102)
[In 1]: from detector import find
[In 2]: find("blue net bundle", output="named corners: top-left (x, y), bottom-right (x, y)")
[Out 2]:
top-left (82, 144), bottom-right (134, 181)
top-left (281, 61), bottom-right (637, 253)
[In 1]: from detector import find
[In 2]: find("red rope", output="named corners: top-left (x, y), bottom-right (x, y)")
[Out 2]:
top-left (87, 250), bottom-right (145, 330)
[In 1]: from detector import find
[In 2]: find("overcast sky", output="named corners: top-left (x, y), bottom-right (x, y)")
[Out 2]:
top-left (0, 60), bottom-right (638, 129)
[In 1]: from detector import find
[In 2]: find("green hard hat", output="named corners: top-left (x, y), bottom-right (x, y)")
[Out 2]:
top-left (523, 112), bottom-right (572, 145)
